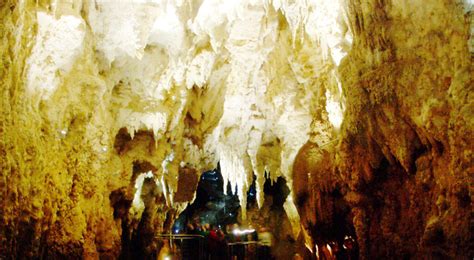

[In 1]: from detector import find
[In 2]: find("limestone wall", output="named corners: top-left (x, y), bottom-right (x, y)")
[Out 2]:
top-left (0, 0), bottom-right (471, 258)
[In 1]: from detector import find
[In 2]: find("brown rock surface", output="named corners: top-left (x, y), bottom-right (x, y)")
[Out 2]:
top-left (293, 1), bottom-right (473, 259)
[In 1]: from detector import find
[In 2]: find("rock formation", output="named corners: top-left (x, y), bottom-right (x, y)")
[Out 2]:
top-left (0, 0), bottom-right (472, 258)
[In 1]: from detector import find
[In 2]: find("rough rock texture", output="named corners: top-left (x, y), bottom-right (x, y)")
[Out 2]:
top-left (0, 0), bottom-right (472, 259)
top-left (294, 0), bottom-right (473, 259)
top-left (246, 177), bottom-right (299, 259)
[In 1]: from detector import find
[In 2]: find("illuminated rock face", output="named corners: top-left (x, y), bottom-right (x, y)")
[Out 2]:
top-left (0, 0), bottom-right (472, 259)
top-left (293, 1), bottom-right (473, 259)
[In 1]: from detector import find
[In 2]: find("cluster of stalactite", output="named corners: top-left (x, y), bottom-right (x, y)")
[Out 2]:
top-left (1, 0), bottom-right (472, 259)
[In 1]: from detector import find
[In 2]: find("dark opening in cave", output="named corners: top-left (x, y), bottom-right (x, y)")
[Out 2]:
top-left (172, 166), bottom-right (290, 234)
top-left (172, 167), bottom-right (241, 232)
top-left (163, 166), bottom-right (296, 259)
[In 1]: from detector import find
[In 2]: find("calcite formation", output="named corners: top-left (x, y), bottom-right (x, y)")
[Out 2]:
top-left (0, 0), bottom-right (472, 258)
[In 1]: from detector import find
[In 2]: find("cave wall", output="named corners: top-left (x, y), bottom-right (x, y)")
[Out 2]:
top-left (0, 0), bottom-right (472, 258)
top-left (339, 1), bottom-right (473, 258)
top-left (294, 0), bottom-right (473, 258)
